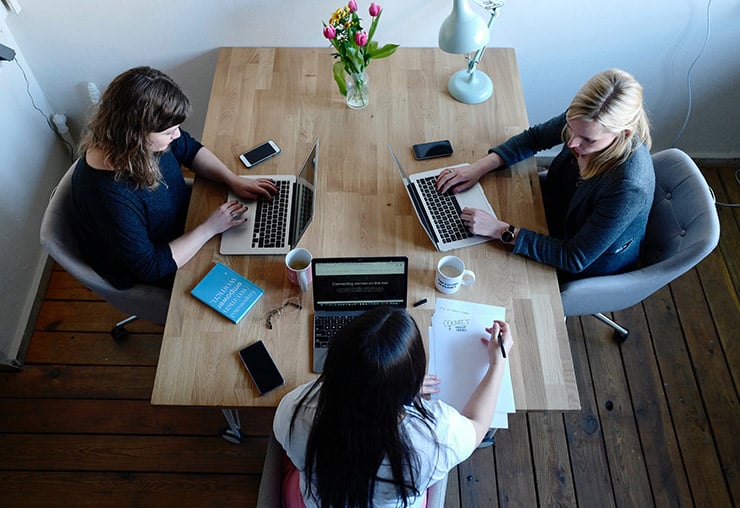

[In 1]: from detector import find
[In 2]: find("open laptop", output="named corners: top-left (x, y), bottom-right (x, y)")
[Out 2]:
top-left (220, 139), bottom-right (319, 255)
top-left (311, 256), bottom-right (408, 373)
top-left (388, 145), bottom-right (495, 252)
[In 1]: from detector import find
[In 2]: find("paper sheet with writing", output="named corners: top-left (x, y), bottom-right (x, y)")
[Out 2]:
top-left (428, 297), bottom-right (515, 428)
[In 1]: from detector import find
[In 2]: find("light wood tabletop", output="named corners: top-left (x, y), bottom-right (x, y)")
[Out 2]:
top-left (151, 47), bottom-right (580, 412)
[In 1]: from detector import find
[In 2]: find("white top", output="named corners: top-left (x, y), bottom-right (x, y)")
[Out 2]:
top-left (274, 381), bottom-right (477, 508)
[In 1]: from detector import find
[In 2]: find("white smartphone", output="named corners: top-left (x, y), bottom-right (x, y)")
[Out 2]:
top-left (238, 340), bottom-right (285, 395)
top-left (239, 140), bottom-right (281, 168)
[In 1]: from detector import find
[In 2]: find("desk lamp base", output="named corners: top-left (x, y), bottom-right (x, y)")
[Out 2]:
top-left (448, 68), bottom-right (493, 104)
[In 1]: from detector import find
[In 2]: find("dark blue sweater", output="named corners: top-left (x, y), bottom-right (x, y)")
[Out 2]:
top-left (71, 131), bottom-right (202, 289)
top-left (491, 113), bottom-right (655, 279)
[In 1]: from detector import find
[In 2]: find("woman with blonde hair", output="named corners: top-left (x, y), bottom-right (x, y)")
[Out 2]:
top-left (72, 66), bottom-right (277, 289)
top-left (437, 68), bottom-right (654, 280)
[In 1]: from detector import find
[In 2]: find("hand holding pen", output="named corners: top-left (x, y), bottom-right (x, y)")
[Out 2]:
top-left (484, 320), bottom-right (512, 364)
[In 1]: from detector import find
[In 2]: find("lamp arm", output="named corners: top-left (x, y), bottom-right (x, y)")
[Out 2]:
top-left (466, 6), bottom-right (502, 72)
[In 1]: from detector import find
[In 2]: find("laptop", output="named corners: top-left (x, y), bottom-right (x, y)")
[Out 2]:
top-left (219, 139), bottom-right (319, 255)
top-left (388, 145), bottom-right (495, 252)
top-left (311, 256), bottom-right (409, 373)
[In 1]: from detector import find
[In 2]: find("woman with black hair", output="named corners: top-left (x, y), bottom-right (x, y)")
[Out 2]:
top-left (273, 306), bottom-right (513, 508)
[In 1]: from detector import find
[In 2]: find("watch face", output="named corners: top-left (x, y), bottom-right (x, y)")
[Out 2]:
top-left (501, 225), bottom-right (515, 243)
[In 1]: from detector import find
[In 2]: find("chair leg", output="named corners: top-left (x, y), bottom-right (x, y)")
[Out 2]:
top-left (111, 315), bottom-right (139, 340)
top-left (591, 313), bottom-right (629, 343)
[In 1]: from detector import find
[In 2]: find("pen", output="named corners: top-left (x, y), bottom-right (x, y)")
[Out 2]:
top-left (413, 298), bottom-right (428, 307)
top-left (498, 330), bottom-right (507, 359)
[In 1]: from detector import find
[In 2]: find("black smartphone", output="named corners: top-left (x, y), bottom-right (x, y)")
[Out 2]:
top-left (239, 140), bottom-right (281, 168)
top-left (412, 140), bottom-right (453, 160)
top-left (238, 340), bottom-right (285, 395)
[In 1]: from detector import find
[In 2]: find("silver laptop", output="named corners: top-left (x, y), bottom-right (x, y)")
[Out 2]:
top-left (311, 256), bottom-right (408, 373)
top-left (220, 140), bottom-right (318, 255)
top-left (388, 145), bottom-right (495, 252)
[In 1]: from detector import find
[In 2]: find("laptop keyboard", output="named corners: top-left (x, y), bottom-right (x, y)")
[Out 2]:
top-left (314, 314), bottom-right (356, 349)
top-left (252, 180), bottom-right (291, 248)
top-left (416, 176), bottom-right (473, 243)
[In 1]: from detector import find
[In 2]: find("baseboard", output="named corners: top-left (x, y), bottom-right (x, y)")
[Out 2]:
top-left (1, 255), bottom-right (56, 371)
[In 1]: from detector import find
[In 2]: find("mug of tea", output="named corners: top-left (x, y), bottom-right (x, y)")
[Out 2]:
top-left (285, 248), bottom-right (312, 292)
top-left (435, 255), bottom-right (475, 294)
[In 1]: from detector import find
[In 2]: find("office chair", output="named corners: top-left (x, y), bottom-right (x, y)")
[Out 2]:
top-left (256, 432), bottom-right (448, 508)
top-left (40, 162), bottom-right (171, 339)
top-left (560, 148), bottom-right (720, 341)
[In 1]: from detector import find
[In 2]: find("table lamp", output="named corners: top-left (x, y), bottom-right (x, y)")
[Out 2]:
top-left (438, 0), bottom-right (504, 104)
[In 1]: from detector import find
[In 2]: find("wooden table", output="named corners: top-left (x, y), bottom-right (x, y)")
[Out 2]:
top-left (151, 48), bottom-right (580, 424)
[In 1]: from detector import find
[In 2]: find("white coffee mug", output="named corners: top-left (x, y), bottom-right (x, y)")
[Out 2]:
top-left (285, 248), bottom-right (312, 292)
top-left (435, 255), bottom-right (475, 294)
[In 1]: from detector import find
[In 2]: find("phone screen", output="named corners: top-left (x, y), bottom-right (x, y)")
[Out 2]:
top-left (238, 341), bottom-right (285, 395)
top-left (240, 141), bottom-right (280, 167)
top-left (413, 140), bottom-right (453, 160)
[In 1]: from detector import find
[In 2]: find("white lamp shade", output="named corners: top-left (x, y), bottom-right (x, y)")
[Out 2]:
top-left (438, 0), bottom-right (490, 54)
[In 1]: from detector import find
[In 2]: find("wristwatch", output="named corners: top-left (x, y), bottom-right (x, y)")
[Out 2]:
top-left (501, 224), bottom-right (516, 243)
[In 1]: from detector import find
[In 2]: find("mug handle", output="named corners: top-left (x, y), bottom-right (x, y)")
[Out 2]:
top-left (461, 270), bottom-right (476, 286)
top-left (298, 269), bottom-right (310, 292)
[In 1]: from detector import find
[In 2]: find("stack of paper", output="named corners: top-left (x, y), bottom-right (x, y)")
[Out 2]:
top-left (428, 297), bottom-right (516, 429)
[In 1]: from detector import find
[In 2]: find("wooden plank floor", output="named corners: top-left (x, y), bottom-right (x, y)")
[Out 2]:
top-left (1, 165), bottom-right (738, 507)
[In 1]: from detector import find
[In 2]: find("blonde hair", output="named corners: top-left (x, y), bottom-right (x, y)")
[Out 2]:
top-left (80, 66), bottom-right (191, 189)
top-left (564, 69), bottom-right (651, 179)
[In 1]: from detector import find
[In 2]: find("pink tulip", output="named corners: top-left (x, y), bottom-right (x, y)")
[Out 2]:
top-left (323, 25), bottom-right (336, 39)
top-left (355, 31), bottom-right (368, 47)
top-left (369, 2), bottom-right (382, 16)
top-left (348, 0), bottom-right (358, 12)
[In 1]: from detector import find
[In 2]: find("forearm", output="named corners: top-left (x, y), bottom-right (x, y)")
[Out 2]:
top-left (191, 147), bottom-right (239, 188)
top-left (168, 222), bottom-right (217, 268)
top-left (462, 363), bottom-right (505, 443)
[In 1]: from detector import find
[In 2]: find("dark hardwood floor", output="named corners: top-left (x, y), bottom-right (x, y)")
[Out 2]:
top-left (1, 164), bottom-right (738, 507)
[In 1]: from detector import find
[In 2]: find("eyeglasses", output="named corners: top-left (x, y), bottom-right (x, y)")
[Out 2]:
top-left (264, 296), bottom-right (302, 330)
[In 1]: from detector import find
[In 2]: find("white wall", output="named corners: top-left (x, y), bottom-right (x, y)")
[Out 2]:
top-left (0, 8), bottom-right (71, 365)
top-left (6, 0), bottom-right (740, 155)
top-left (0, 0), bottom-right (737, 363)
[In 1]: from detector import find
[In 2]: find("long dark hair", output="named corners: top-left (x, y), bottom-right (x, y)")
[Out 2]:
top-left (80, 66), bottom-right (191, 189)
top-left (291, 307), bottom-right (435, 507)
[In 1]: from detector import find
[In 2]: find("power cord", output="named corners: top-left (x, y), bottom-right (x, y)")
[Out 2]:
top-left (671, 0), bottom-right (712, 148)
top-left (669, 0), bottom-right (738, 208)
top-left (12, 57), bottom-right (75, 160)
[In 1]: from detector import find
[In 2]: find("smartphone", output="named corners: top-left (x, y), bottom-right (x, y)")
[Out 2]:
top-left (237, 340), bottom-right (285, 395)
top-left (412, 140), bottom-right (453, 160)
top-left (239, 140), bottom-right (281, 168)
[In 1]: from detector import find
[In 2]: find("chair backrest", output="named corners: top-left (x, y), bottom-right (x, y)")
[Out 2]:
top-left (560, 148), bottom-right (720, 316)
top-left (256, 432), bottom-right (448, 508)
top-left (39, 162), bottom-right (170, 324)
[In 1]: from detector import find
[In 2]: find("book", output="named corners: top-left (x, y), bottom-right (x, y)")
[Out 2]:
top-left (428, 297), bottom-right (515, 428)
top-left (191, 262), bottom-right (264, 324)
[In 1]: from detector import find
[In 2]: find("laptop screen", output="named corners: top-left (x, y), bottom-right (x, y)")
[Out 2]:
top-left (289, 139), bottom-right (319, 246)
top-left (312, 257), bottom-right (408, 311)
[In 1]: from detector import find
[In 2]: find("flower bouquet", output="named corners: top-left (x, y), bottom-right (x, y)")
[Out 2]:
top-left (322, 1), bottom-right (399, 108)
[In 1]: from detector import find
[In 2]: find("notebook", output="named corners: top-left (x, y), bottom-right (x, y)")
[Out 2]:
top-left (219, 139), bottom-right (319, 255)
top-left (388, 145), bottom-right (495, 252)
top-left (311, 256), bottom-right (409, 373)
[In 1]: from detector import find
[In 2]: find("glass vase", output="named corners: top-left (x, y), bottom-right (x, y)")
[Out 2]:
top-left (346, 71), bottom-right (369, 110)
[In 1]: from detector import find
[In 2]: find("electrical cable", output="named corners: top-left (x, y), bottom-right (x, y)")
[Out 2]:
top-left (12, 57), bottom-right (75, 160)
top-left (671, 0), bottom-right (712, 148)
top-left (669, 0), bottom-right (738, 208)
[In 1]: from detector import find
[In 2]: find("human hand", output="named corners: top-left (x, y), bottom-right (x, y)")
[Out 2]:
top-left (420, 374), bottom-right (441, 400)
top-left (460, 207), bottom-right (505, 238)
top-left (481, 320), bottom-right (513, 367)
top-left (435, 163), bottom-right (486, 194)
top-left (231, 177), bottom-right (278, 201)
top-left (203, 200), bottom-right (248, 235)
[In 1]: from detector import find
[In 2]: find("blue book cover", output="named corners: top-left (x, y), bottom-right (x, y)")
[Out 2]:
top-left (191, 262), bottom-right (264, 324)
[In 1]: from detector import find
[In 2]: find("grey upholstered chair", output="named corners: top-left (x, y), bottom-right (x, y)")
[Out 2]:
top-left (256, 432), bottom-right (448, 508)
top-left (560, 148), bottom-right (720, 341)
top-left (40, 162), bottom-right (171, 338)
